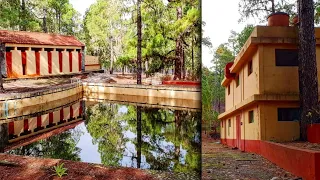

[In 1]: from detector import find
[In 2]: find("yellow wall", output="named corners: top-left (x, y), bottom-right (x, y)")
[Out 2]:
top-left (42, 114), bottom-right (49, 127)
top-left (62, 51), bottom-right (69, 73)
top-left (72, 102), bottom-right (80, 118)
top-left (241, 106), bottom-right (260, 140)
top-left (72, 51), bottom-right (79, 73)
top-left (220, 120), bottom-right (225, 139)
top-left (11, 50), bottom-right (22, 77)
top-left (40, 51), bottom-right (49, 76)
top-left (85, 65), bottom-right (101, 71)
top-left (234, 71), bottom-right (242, 106)
top-left (225, 81), bottom-right (234, 111)
top-left (260, 45), bottom-right (299, 95)
top-left (26, 50), bottom-right (36, 76)
top-left (51, 51), bottom-right (60, 75)
top-left (243, 50), bottom-right (259, 100)
top-left (85, 55), bottom-right (99, 65)
top-left (223, 116), bottom-right (236, 140)
top-left (260, 102), bottom-right (300, 142)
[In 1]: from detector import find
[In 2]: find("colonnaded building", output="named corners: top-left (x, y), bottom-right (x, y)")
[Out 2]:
top-left (0, 30), bottom-right (88, 78)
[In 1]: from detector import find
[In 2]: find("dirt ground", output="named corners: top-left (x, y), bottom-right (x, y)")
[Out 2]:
top-left (202, 132), bottom-right (299, 180)
top-left (0, 154), bottom-right (155, 180)
top-left (281, 141), bottom-right (320, 151)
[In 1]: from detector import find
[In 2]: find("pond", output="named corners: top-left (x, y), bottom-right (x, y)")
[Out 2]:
top-left (2, 100), bottom-right (201, 176)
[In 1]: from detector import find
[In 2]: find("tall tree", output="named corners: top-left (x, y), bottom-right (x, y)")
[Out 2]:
top-left (137, 0), bottom-right (142, 84)
top-left (298, 0), bottom-right (319, 140)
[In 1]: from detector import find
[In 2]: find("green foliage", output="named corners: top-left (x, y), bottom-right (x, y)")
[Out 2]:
top-left (7, 130), bottom-right (82, 161)
top-left (86, 103), bottom-right (126, 167)
top-left (85, 103), bottom-right (201, 173)
top-left (228, 25), bottom-right (255, 55)
top-left (53, 163), bottom-right (68, 178)
top-left (238, 0), bottom-right (296, 23)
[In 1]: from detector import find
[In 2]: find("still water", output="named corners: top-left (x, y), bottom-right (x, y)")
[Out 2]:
top-left (4, 100), bottom-right (201, 175)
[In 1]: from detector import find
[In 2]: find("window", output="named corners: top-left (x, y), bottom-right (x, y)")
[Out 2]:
top-left (275, 49), bottom-right (298, 66)
top-left (278, 108), bottom-right (300, 121)
top-left (248, 60), bottom-right (253, 76)
top-left (228, 119), bottom-right (231, 135)
top-left (249, 110), bottom-right (254, 123)
top-left (236, 75), bottom-right (240, 87)
top-left (228, 85), bottom-right (230, 95)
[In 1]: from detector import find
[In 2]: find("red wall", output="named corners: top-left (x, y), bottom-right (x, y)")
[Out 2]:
top-left (222, 139), bottom-right (320, 180)
top-left (307, 124), bottom-right (320, 143)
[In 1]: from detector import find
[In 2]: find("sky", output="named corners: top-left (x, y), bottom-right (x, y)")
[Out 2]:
top-left (69, 0), bottom-right (256, 69)
top-left (202, 0), bottom-right (259, 68)
top-left (69, 0), bottom-right (96, 17)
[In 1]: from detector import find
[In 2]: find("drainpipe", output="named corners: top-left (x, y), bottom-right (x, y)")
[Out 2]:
top-left (81, 46), bottom-right (85, 73)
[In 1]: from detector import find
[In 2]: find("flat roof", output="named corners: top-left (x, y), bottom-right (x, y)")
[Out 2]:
top-left (0, 30), bottom-right (85, 47)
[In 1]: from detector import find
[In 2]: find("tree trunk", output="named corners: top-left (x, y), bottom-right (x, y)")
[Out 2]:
top-left (174, 6), bottom-right (183, 80)
top-left (192, 40), bottom-right (194, 80)
top-left (182, 48), bottom-right (185, 80)
top-left (0, 44), bottom-right (5, 92)
top-left (137, 0), bottom-right (142, 84)
top-left (109, 37), bottom-right (114, 74)
top-left (271, 0), bottom-right (275, 13)
top-left (298, 0), bottom-right (319, 141)
top-left (43, 8), bottom-right (48, 33)
top-left (20, 0), bottom-right (26, 31)
top-left (58, 13), bottom-right (61, 33)
top-left (136, 106), bottom-right (142, 168)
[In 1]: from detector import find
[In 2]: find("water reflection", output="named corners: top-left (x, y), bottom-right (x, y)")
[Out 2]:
top-left (2, 100), bottom-right (201, 174)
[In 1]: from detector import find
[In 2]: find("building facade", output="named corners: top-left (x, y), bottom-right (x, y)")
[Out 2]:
top-left (85, 55), bottom-right (101, 71)
top-left (0, 30), bottom-right (85, 78)
top-left (219, 26), bottom-right (320, 152)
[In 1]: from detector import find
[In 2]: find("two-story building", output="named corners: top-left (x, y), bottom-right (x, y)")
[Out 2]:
top-left (218, 25), bottom-right (320, 153)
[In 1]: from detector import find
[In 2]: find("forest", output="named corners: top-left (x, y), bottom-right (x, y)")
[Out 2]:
top-left (0, 0), bottom-right (201, 80)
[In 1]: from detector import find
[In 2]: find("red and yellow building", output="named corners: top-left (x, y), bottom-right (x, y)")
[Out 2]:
top-left (219, 25), bottom-right (320, 152)
top-left (0, 30), bottom-right (85, 78)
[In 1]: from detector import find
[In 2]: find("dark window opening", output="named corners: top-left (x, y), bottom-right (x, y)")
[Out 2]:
top-left (278, 108), bottom-right (300, 121)
top-left (248, 60), bottom-right (253, 75)
top-left (56, 48), bottom-right (65, 52)
top-left (31, 48), bottom-right (42, 52)
top-left (67, 49), bottom-right (75, 52)
top-left (6, 47), bottom-right (14, 52)
top-left (249, 110), bottom-right (254, 123)
top-left (76, 49), bottom-right (81, 52)
top-left (228, 85), bottom-right (230, 95)
top-left (275, 49), bottom-right (298, 66)
top-left (17, 47), bottom-right (29, 52)
top-left (236, 75), bottom-right (240, 87)
top-left (44, 48), bottom-right (54, 52)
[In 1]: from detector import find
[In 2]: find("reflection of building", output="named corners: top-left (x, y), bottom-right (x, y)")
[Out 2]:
top-left (85, 55), bottom-right (101, 71)
top-left (219, 25), bottom-right (320, 151)
top-left (0, 30), bottom-right (85, 78)
top-left (7, 101), bottom-right (84, 142)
